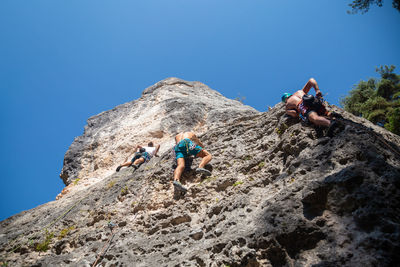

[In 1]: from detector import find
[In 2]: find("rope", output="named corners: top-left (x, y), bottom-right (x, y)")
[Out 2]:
top-left (2, 192), bottom-right (91, 259)
top-left (91, 160), bottom-right (159, 266)
top-left (91, 223), bottom-right (117, 267)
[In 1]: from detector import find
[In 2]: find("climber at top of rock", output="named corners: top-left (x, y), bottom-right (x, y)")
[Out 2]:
top-left (282, 78), bottom-right (342, 137)
top-left (116, 141), bottom-right (160, 172)
top-left (173, 132), bottom-right (212, 192)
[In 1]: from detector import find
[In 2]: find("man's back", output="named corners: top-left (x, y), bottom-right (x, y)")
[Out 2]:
top-left (144, 146), bottom-right (156, 156)
top-left (285, 90), bottom-right (304, 111)
top-left (175, 132), bottom-right (196, 143)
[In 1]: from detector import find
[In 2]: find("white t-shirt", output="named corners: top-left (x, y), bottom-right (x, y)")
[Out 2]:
top-left (144, 146), bottom-right (156, 156)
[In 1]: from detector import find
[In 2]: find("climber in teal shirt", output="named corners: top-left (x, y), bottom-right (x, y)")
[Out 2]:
top-left (173, 131), bottom-right (212, 192)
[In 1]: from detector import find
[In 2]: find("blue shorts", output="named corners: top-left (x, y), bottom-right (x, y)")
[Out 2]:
top-left (174, 138), bottom-right (202, 159)
top-left (131, 152), bottom-right (151, 162)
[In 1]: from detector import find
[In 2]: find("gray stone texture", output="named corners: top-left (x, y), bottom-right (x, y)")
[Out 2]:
top-left (1, 78), bottom-right (400, 266)
top-left (59, 77), bottom-right (257, 186)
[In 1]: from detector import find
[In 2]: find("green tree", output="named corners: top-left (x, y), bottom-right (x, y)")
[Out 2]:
top-left (348, 0), bottom-right (400, 13)
top-left (341, 65), bottom-right (400, 135)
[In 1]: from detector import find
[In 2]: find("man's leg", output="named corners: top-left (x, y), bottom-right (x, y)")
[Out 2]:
top-left (116, 161), bottom-right (133, 172)
top-left (173, 157), bottom-right (187, 192)
top-left (174, 158), bottom-right (185, 182)
top-left (195, 149), bottom-right (212, 176)
top-left (308, 112), bottom-right (331, 127)
top-left (196, 149), bottom-right (212, 168)
top-left (133, 157), bottom-right (145, 166)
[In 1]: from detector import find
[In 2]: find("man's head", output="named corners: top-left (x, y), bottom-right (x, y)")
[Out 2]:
top-left (148, 141), bottom-right (154, 147)
top-left (281, 93), bottom-right (292, 103)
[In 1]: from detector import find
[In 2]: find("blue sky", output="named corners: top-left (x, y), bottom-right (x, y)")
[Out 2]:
top-left (1, 0), bottom-right (399, 221)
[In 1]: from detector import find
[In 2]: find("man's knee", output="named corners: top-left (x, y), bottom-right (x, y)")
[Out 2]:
top-left (307, 112), bottom-right (319, 122)
top-left (176, 158), bottom-right (185, 167)
top-left (134, 158), bottom-right (145, 165)
top-left (198, 149), bottom-right (211, 159)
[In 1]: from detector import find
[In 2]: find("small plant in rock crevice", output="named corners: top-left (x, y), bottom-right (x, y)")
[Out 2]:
top-left (233, 181), bottom-right (244, 187)
top-left (107, 180), bottom-right (116, 189)
top-left (243, 155), bottom-right (252, 161)
top-left (35, 230), bottom-right (54, 252)
top-left (58, 226), bottom-right (75, 240)
top-left (120, 185), bottom-right (129, 195)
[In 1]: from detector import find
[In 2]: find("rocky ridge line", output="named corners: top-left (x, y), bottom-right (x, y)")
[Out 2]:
top-left (60, 77), bottom-right (258, 186)
top-left (1, 80), bottom-right (400, 266)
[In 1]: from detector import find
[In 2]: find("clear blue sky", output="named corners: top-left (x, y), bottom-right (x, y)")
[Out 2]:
top-left (1, 0), bottom-right (399, 221)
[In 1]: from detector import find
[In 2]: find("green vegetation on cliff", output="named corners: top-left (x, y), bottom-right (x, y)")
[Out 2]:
top-left (341, 65), bottom-right (400, 135)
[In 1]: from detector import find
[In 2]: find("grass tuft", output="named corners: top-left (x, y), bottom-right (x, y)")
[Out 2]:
top-left (58, 226), bottom-right (75, 240)
top-left (35, 230), bottom-right (54, 252)
top-left (233, 181), bottom-right (244, 187)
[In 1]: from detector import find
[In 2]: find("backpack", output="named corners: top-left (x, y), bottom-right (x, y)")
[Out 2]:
top-left (302, 94), bottom-right (323, 110)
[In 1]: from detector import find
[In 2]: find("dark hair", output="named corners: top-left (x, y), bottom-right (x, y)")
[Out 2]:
top-left (148, 142), bottom-right (154, 147)
top-left (139, 148), bottom-right (146, 153)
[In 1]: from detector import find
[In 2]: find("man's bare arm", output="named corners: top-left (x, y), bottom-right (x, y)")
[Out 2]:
top-left (301, 78), bottom-right (321, 96)
top-left (126, 145), bottom-right (141, 160)
top-left (154, 144), bottom-right (160, 157)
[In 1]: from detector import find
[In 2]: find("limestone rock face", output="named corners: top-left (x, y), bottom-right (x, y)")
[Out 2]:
top-left (59, 77), bottom-right (258, 186)
top-left (1, 79), bottom-right (400, 267)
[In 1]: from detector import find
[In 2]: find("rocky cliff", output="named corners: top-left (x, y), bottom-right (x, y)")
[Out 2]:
top-left (1, 78), bottom-right (400, 267)
top-left (59, 77), bottom-right (258, 187)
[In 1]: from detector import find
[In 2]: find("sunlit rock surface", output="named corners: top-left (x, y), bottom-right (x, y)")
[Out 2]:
top-left (1, 78), bottom-right (400, 266)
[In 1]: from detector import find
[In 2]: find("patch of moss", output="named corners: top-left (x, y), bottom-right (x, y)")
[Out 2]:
top-left (258, 161), bottom-right (265, 168)
top-left (35, 230), bottom-right (54, 252)
top-left (73, 178), bottom-right (80, 185)
top-left (58, 226), bottom-right (75, 240)
top-left (276, 123), bottom-right (288, 135)
top-left (233, 181), bottom-right (244, 187)
top-left (107, 180), bottom-right (116, 189)
top-left (201, 176), bottom-right (218, 184)
top-left (121, 186), bottom-right (128, 195)
top-left (243, 155), bottom-right (252, 161)
top-left (145, 165), bottom-right (153, 170)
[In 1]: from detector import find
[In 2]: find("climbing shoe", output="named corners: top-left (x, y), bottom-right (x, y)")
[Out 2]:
top-left (327, 120), bottom-right (339, 137)
top-left (330, 112), bottom-right (343, 119)
top-left (132, 164), bottom-right (139, 170)
top-left (196, 168), bottom-right (211, 176)
top-left (173, 181), bottom-right (187, 192)
top-left (116, 166), bottom-right (122, 172)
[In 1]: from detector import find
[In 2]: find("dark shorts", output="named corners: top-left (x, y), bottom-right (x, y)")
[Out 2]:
top-left (131, 152), bottom-right (151, 162)
top-left (298, 102), bottom-right (327, 123)
top-left (174, 138), bottom-right (202, 159)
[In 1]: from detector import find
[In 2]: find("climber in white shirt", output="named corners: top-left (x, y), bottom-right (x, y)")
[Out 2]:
top-left (116, 141), bottom-right (160, 172)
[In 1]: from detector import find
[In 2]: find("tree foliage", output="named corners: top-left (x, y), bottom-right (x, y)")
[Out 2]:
top-left (341, 65), bottom-right (400, 135)
top-left (348, 0), bottom-right (400, 13)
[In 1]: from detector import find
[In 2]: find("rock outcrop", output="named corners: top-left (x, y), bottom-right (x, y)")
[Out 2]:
top-left (60, 77), bottom-right (258, 186)
top-left (1, 78), bottom-right (400, 266)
